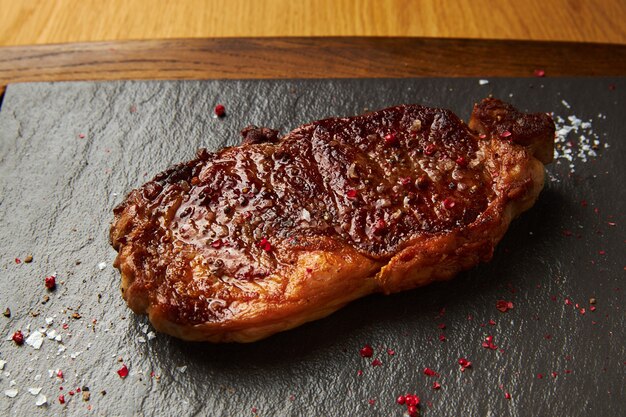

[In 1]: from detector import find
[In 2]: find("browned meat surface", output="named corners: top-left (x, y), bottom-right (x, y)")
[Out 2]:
top-left (110, 98), bottom-right (555, 342)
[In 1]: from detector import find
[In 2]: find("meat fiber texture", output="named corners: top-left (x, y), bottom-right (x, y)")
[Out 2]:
top-left (110, 98), bottom-right (555, 342)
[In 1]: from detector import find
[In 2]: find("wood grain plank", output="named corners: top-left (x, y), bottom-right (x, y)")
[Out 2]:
top-left (1, 37), bottom-right (626, 100)
top-left (1, 0), bottom-right (625, 45)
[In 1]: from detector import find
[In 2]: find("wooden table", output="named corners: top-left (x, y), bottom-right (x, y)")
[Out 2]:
top-left (1, 37), bottom-right (625, 99)
top-left (1, 0), bottom-right (625, 45)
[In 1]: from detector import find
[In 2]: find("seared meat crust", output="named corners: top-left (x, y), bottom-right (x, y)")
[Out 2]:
top-left (110, 98), bottom-right (554, 342)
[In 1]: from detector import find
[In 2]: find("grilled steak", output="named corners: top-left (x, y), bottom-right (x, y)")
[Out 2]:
top-left (110, 98), bottom-right (554, 342)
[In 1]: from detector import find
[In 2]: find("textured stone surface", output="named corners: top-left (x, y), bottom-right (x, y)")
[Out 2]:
top-left (0, 78), bottom-right (624, 416)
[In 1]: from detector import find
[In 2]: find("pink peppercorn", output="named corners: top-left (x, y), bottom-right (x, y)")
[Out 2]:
top-left (423, 367), bottom-right (437, 376)
top-left (117, 364), bottom-right (129, 378)
top-left (360, 344), bottom-right (373, 358)
top-left (12, 330), bottom-right (24, 345)
top-left (214, 104), bottom-right (226, 117)
top-left (424, 144), bottom-right (436, 156)
top-left (45, 275), bottom-right (56, 290)
top-left (373, 219), bottom-right (388, 235)
top-left (442, 198), bottom-right (455, 210)
top-left (384, 133), bottom-right (397, 146)
top-left (258, 237), bottom-right (272, 252)
top-left (496, 300), bottom-right (513, 312)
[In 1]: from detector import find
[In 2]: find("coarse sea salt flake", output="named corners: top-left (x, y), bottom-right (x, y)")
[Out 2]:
top-left (553, 107), bottom-right (606, 173)
top-left (70, 351), bottom-right (83, 359)
top-left (26, 330), bottom-right (44, 349)
top-left (0, 360), bottom-right (5, 370)
top-left (4, 389), bottom-right (18, 398)
top-left (177, 365), bottom-right (188, 373)
top-left (98, 262), bottom-right (107, 270)
top-left (45, 317), bottom-right (54, 325)
top-left (301, 208), bottom-right (311, 222)
top-left (137, 337), bottom-right (146, 344)
top-left (35, 393), bottom-right (47, 406)
top-left (28, 387), bottom-right (42, 395)
top-left (47, 329), bottom-right (57, 339)
top-left (561, 100), bottom-right (571, 109)
top-left (147, 331), bottom-right (156, 341)
top-left (479, 79), bottom-right (489, 85)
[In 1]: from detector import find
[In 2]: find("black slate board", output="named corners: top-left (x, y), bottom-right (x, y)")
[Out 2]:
top-left (0, 78), bottom-right (624, 417)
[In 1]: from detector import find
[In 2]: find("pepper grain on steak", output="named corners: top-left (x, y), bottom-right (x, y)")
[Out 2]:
top-left (110, 98), bottom-right (554, 342)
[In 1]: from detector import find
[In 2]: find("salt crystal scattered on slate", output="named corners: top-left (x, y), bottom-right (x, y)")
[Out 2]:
top-left (97, 262), bottom-right (107, 270)
top-left (25, 330), bottom-right (45, 349)
top-left (553, 107), bottom-right (606, 173)
top-left (35, 393), bottom-right (47, 406)
top-left (0, 360), bottom-right (6, 370)
top-left (27, 387), bottom-right (42, 395)
top-left (5, 388), bottom-right (18, 398)
top-left (70, 351), bottom-right (84, 359)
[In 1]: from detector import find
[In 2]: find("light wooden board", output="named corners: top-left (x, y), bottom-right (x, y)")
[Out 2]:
top-left (1, 0), bottom-right (625, 46)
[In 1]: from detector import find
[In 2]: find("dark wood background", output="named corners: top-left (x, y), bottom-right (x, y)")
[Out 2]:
top-left (1, 38), bottom-right (626, 99)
